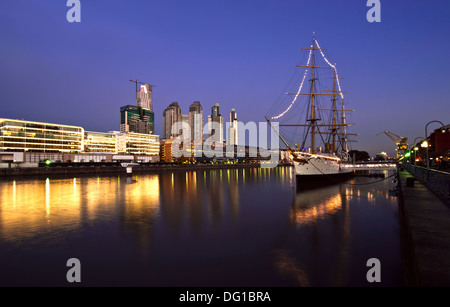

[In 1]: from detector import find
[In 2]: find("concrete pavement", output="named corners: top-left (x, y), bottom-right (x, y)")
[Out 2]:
top-left (399, 170), bottom-right (450, 286)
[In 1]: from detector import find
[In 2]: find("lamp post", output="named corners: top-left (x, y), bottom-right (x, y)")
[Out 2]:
top-left (413, 137), bottom-right (425, 166)
top-left (425, 120), bottom-right (445, 170)
top-left (406, 146), bottom-right (413, 164)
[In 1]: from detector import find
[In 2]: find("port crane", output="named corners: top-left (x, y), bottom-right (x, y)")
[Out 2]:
top-left (377, 131), bottom-right (408, 158)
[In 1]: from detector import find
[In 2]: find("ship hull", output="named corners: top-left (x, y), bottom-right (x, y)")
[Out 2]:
top-left (294, 156), bottom-right (354, 189)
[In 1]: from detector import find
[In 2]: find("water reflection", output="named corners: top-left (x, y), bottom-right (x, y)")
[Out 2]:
top-left (290, 171), bottom-right (398, 229)
top-left (0, 168), bottom-right (267, 245)
top-left (0, 175), bottom-right (161, 246)
top-left (290, 186), bottom-right (344, 227)
top-left (274, 170), bottom-right (400, 286)
top-left (0, 167), bottom-right (402, 286)
top-left (157, 169), bottom-right (246, 236)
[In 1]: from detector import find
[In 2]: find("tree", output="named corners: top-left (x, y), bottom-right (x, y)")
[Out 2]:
top-left (349, 150), bottom-right (370, 162)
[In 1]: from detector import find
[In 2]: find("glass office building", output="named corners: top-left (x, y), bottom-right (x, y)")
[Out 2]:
top-left (83, 131), bottom-right (116, 153)
top-left (119, 132), bottom-right (160, 156)
top-left (0, 118), bottom-right (84, 153)
top-left (120, 105), bottom-right (154, 135)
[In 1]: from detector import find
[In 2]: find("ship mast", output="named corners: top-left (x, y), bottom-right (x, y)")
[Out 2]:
top-left (341, 98), bottom-right (349, 157)
top-left (331, 68), bottom-right (337, 153)
top-left (280, 33), bottom-right (356, 155)
top-left (324, 67), bottom-right (343, 153)
top-left (326, 70), bottom-right (354, 157)
top-left (296, 33), bottom-right (332, 154)
top-left (310, 34), bottom-right (317, 154)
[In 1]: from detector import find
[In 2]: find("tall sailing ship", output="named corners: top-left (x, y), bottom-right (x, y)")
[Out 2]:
top-left (267, 34), bottom-right (356, 184)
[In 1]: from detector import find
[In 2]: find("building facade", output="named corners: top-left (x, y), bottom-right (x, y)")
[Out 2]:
top-left (208, 103), bottom-right (223, 143)
top-left (136, 84), bottom-right (153, 111)
top-left (228, 108), bottom-right (238, 146)
top-left (160, 138), bottom-right (174, 163)
top-left (189, 101), bottom-right (204, 142)
top-left (120, 105), bottom-right (154, 135)
top-left (116, 132), bottom-right (160, 156)
top-left (162, 102), bottom-right (182, 139)
top-left (0, 118), bottom-right (160, 165)
top-left (83, 131), bottom-right (116, 153)
top-left (0, 118), bottom-right (84, 153)
top-left (182, 114), bottom-right (189, 127)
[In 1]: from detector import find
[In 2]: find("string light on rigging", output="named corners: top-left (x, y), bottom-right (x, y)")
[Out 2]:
top-left (271, 38), bottom-right (345, 120)
top-left (272, 46), bottom-right (312, 120)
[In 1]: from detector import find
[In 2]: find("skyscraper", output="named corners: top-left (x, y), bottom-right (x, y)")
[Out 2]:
top-left (212, 103), bottom-right (220, 119)
top-left (162, 102), bottom-right (181, 139)
top-left (209, 103), bottom-right (223, 143)
top-left (228, 108), bottom-right (238, 146)
top-left (136, 84), bottom-right (153, 111)
top-left (120, 105), bottom-right (154, 135)
top-left (189, 101), bottom-right (204, 142)
top-left (181, 114), bottom-right (189, 126)
top-left (120, 83), bottom-right (154, 135)
top-left (207, 115), bottom-right (212, 137)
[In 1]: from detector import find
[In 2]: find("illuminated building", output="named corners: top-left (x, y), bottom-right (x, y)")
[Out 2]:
top-left (81, 131), bottom-right (160, 162)
top-left (115, 132), bottom-right (160, 156)
top-left (208, 103), bottom-right (223, 143)
top-left (228, 108), bottom-right (238, 146)
top-left (159, 137), bottom-right (192, 163)
top-left (429, 125), bottom-right (450, 154)
top-left (0, 118), bottom-right (83, 153)
top-left (136, 84), bottom-right (153, 111)
top-left (83, 131), bottom-right (116, 153)
top-left (160, 138), bottom-right (174, 163)
top-left (120, 105), bottom-right (154, 135)
top-left (0, 118), bottom-right (160, 165)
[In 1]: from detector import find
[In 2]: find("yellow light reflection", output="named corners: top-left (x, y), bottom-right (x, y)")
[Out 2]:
top-left (291, 194), bottom-right (342, 227)
top-left (45, 178), bottom-right (50, 218)
top-left (12, 180), bottom-right (16, 208)
top-left (367, 191), bottom-right (375, 204)
top-left (0, 174), bottom-right (162, 244)
top-left (73, 178), bottom-right (77, 202)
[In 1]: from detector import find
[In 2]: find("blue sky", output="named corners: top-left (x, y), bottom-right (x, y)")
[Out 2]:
top-left (1, 0), bottom-right (449, 156)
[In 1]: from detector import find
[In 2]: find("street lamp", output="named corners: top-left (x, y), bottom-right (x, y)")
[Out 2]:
top-left (413, 137), bottom-right (425, 166)
top-left (425, 120), bottom-right (445, 170)
top-left (405, 149), bottom-right (411, 164)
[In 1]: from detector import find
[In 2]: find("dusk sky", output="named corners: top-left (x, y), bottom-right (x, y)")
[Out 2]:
top-left (1, 0), bottom-right (449, 157)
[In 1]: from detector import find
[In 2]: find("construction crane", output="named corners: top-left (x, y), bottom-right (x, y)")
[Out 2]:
top-left (129, 79), bottom-right (156, 106)
top-left (129, 79), bottom-right (156, 93)
top-left (377, 131), bottom-right (408, 158)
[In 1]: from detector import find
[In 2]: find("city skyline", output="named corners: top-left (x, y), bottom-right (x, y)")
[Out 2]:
top-left (1, 1), bottom-right (450, 157)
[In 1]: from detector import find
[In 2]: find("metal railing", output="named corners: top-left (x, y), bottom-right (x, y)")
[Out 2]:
top-left (403, 163), bottom-right (450, 201)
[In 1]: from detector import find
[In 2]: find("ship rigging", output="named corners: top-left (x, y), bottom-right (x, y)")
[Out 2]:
top-left (266, 33), bottom-right (357, 181)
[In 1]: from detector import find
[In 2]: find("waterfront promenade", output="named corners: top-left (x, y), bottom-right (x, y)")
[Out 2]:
top-left (399, 170), bottom-right (450, 286)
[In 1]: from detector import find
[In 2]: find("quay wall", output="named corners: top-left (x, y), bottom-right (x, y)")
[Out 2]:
top-left (0, 163), bottom-right (280, 179)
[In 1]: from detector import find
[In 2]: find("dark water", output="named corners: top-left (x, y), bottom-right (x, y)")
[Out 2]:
top-left (0, 166), bottom-right (403, 286)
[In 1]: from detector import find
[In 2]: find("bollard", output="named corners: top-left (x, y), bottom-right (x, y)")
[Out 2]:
top-left (406, 177), bottom-right (415, 187)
